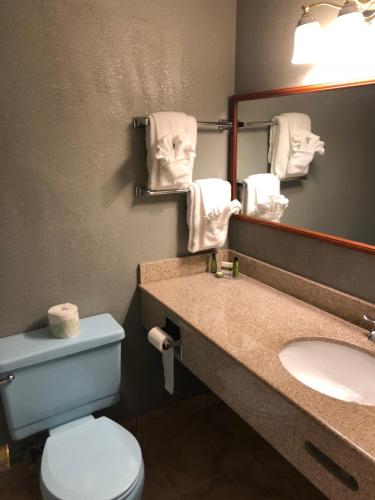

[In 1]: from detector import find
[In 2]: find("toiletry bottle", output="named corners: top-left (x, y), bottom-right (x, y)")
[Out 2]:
top-left (221, 261), bottom-right (233, 276)
top-left (232, 257), bottom-right (239, 278)
top-left (210, 252), bottom-right (217, 274)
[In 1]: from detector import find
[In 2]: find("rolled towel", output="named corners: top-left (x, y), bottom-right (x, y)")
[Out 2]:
top-left (48, 303), bottom-right (80, 339)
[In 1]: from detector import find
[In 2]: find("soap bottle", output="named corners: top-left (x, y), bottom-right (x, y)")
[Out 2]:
top-left (232, 257), bottom-right (239, 278)
top-left (210, 252), bottom-right (217, 274)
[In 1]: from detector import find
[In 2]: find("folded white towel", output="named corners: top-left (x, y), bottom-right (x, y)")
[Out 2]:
top-left (268, 115), bottom-right (291, 179)
top-left (195, 178), bottom-right (231, 220)
top-left (146, 112), bottom-right (197, 190)
top-left (257, 194), bottom-right (289, 223)
top-left (288, 129), bottom-right (325, 175)
top-left (242, 173), bottom-right (280, 215)
top-left (269, 113), bottom-right (325, 179)
top-left (187, 179), bottom-right (241, 253)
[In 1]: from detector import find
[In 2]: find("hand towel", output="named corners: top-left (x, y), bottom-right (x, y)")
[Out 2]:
top-left (187, 179), bottom-right (241, 253)
top-left (242, 173), bottom-right (280, 215)
top-left (197, 178), bottom-right (232, 220)
top-left (146, 112), bottom-right (197, 190)
top-left (288, 130), bottom-right (325, 175)
top-left (268, 115), bottom-right (290, 179)
top-left (269, 113), bottom-right (325, 179)
top-left (257, 194), bottom-right (289, 223)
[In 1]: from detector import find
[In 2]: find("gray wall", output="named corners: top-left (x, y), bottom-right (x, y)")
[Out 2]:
top-left (231, 0), bottom-right (375, 303)
top-left (0, 0), bottom-right (236, 419)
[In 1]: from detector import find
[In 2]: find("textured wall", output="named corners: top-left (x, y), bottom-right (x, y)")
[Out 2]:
top-left (231, 0), bottom-right (375, 302)
top-left (0, 0), bottom-right (236, 417)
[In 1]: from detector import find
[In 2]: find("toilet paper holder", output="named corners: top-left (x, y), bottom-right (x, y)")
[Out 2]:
top-left (162, 317), bottom-right (182, 359)
top-left (162, 338), bottom-right (181, 351)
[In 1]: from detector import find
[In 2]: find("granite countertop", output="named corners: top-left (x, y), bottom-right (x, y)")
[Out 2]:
top-left (140, 271), bottom-right (375, 461)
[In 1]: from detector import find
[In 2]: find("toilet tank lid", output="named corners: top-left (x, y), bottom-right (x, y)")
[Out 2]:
top-left (0, 314), bottom-right (125, 373)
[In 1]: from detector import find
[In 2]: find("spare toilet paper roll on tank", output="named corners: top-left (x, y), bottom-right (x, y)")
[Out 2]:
top-left (48, 303), bottom-right (80, 339)
top-left (148, 326), bottom-right (175, 394)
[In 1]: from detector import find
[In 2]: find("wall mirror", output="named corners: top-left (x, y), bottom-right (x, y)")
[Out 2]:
top-left (230, 80), bottom-right (375, 254)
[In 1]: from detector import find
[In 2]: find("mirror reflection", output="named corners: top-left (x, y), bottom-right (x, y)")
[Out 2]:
top-left (235, 83), bottom-right (375, 246)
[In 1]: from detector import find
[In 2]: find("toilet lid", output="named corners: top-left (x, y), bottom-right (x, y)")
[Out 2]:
top-left (41, 417), bottom-right (143, 500)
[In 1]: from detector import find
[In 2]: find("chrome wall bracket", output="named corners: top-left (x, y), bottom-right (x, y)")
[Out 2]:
top-left (0, 374), bottom-right (15, 385)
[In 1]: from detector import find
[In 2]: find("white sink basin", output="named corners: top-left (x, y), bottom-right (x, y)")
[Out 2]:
top-left (279, 340), bottom-right (375, 405)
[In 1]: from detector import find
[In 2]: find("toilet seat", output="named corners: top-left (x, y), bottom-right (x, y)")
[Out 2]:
top-left (40, 416), bottom-right (143, 500)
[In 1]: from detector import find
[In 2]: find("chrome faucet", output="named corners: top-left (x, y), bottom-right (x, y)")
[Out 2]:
top-left (363, 315), bottom-right (375, 342)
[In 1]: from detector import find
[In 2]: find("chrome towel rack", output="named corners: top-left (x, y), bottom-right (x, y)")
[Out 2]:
top-left (238, 120), bottom-right (276, 129)
top-left (134, 115), bottom-right (232, 196)
top-left (133, 117), bottom-right (232, 131)
top-left (135, 186), bottom-right (190, 197)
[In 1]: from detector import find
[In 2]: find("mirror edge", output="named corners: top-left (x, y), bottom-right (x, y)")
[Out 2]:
top-left (230, 79), bottom-right (375, 257)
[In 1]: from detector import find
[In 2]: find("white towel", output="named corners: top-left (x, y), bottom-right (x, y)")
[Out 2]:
top-left (242, 173), bottom-right (280, 215)
top-left (269, 113), bottom-right (324, 179)
top-left (288, 129), bottom-right (325, 176)
top-left (187, 179), bottom-right (242, 253)
top-left (268, 115), bottom-right (290, 179)
top-left (257, 194), bottom-right (289, 223)
top-left (146, 112), bottom-right (197, 190)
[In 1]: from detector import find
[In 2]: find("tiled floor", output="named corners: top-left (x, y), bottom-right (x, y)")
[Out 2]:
top-left (0, 397), bottom-right (326, 500)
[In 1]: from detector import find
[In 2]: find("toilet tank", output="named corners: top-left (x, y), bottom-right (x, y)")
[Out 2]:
top-left (0, 314), bottom-right (125, 440)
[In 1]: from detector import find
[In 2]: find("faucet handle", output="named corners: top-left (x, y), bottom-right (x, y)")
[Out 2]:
top-left (363, 314), bottom-right (375, 325)
top-left (363, 315), bottom-right (375, 342)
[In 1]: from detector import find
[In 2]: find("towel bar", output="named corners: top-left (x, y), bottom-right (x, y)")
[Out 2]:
top-left (135, 186), bottom-right (190, 197)
top-left (238, 120), bottom-right (276, 129)
top-left (133, 117), bottom-right (232, 131)
top-left (280, 174), bottom-right (308, 183)
top-left (237, 175), bottom-right (308, 185)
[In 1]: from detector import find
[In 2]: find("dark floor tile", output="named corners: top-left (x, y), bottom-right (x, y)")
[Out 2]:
top-left (136, 393), bottom-right (208, 437)
top-left (206, 403), bottom-right (326, 500)
top-left (136, 407), bottom-right (232, 494)
top-left (179, 472), bottom-right (294, 500)
top-left (0, 461), bottom-right (41, 500)
top-left (141, 450), bottom-right (178, 500)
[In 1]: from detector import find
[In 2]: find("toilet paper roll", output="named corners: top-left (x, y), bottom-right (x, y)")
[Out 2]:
top-left (48, 303), bottom-right (80, 339)
top-left (148, 326), bottom-right (174, 394)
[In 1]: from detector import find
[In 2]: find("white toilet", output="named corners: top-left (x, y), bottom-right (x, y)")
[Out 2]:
top-left (0, 313), bottom-right (144, 500)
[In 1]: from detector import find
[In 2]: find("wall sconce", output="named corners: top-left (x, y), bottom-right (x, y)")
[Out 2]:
top-left (292, 0), bottom-right (375, 64)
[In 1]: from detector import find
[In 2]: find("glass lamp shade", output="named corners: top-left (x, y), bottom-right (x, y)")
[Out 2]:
top-left (369, 18), bottom-right (375, 46)
top-left (334, 10), bottom-right (366, 33)
top-left (331, 10), bottom-right (368, 64)
top-left (292, 21), bottom-right (323, 64)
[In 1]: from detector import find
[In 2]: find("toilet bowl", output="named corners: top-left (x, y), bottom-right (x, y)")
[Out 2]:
top-left (40, 416), bottom-right (144, 500)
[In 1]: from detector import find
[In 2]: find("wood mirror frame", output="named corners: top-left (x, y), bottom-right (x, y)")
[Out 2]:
top-left (230, 79), bottom-right (375, 256)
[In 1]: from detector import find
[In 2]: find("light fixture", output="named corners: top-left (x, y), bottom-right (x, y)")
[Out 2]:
top-left (292, 8), bottom-right (323, 64)
top-left (292, 0), bottom-right (375, 64)
top-left (369, 16), bottom-right (375, 43)
top-left (335, 0), bottom-right (366, 31)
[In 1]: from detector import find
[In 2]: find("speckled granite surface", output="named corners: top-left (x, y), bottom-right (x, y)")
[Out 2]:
top-left (140, 270), bottom-right (375, 498)
top-left (139, 250), bottom-right (228, 284)
top-left (227, 250), bottom-right (375, 329)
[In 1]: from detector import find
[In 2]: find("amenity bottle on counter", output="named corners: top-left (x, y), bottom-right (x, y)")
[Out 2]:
top-left (232, 257), bottom-right (239, 278)
top-left (210, 252), bottom-right (217, 273)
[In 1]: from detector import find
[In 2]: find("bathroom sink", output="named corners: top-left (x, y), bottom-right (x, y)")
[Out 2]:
top-left (279, 340), bottom-right (375, 405)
